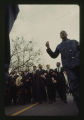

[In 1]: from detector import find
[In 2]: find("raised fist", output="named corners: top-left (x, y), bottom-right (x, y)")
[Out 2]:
top-left (45, 41), bottom-right (50, 48)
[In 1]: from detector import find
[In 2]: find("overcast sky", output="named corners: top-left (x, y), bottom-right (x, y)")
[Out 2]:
top-left (10, 4), bottom-right (79, 69)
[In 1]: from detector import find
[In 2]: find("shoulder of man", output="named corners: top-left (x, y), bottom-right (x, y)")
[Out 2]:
top-left (69, 39), bottom-right (79, 43)
top-left (56, 41), bottom-right (65, 51)
top-left (50, 69), bottom-right (53, 71)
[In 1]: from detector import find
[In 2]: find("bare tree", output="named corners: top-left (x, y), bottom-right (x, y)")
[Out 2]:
top-left (9, 36), bottom-right (42, 72)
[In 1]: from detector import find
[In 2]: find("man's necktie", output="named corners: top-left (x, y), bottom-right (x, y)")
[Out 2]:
top-left (58, 67), bottom-right (59, 72)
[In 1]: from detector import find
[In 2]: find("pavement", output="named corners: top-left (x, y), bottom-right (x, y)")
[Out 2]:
top-left (5, 94), bottom-right (79, 116)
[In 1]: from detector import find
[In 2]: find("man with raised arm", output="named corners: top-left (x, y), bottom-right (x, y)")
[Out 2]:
top-left (45, 30), bottom-right (80, 111)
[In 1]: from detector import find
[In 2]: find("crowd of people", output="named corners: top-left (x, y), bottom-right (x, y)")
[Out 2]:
top-left (5, 62), bottom-right (70, 106)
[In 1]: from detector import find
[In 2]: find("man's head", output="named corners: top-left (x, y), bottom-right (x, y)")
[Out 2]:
top-left (38, 64), bottom-right (42, 70)
top-left (56, 62), bottom-right (60, 67)
top-left (46, 64), bottom-right (50, 69)
top-left (33, 65), bottom-right (37, 71)
top-left (60, 30), bottom-right (67, 40)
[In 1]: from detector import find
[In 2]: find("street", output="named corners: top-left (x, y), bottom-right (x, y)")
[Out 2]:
top-left (5, 94), bottom-right (79, 116)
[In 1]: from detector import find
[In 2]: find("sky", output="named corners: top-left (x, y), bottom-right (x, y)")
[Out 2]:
top-left (10, 5), bottom-right (79, 69)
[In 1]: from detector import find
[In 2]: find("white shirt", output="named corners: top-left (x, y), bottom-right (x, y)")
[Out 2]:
top-left (47, 69), bottom-right (50, 73)
top-left (57, 67), bottom-right (61, 72)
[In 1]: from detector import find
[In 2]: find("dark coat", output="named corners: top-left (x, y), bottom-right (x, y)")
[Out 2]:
top-left (22, 73), bottom-right (32, 88)
top-left (46, 39), bottom-right (80, 69)
top-left (55, 67), bottom-right (66, 85)
top-left (31, 71), bottom-right (39, 100)
top-left (36, 69), bottom-right (46, 88)
top-left (36, 69), bottom-right (47, 102)
top-left (45, 69), bottom-right (54, 86)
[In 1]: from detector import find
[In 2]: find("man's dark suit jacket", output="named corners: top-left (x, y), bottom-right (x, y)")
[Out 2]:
top-left (55, 67), bottom-right (66, 85)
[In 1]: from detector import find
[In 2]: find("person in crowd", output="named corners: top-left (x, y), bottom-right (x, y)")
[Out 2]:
top-left (22, 69), bottom-right (32, 104)
top-left (15, 71), bottom-right (23, 104)
top-left (36, 64), bottom-right (47, 103)
top-left (54, 62), bottom-right (67, 103)
top-left (45, 64), bottom-right (54, 103)
top-left (9, 71), bottom-right (18, 105)
top-left (51, 70), bottom-right (58, 103)
top-left (31, 66), bottom-right (38, 103)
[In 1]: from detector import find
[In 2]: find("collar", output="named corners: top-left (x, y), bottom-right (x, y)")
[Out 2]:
top-left (62, 38), bottom-right (69, 42)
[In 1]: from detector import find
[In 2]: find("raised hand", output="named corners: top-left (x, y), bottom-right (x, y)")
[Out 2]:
top-left (45, 41), bottom-right (50, 48)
